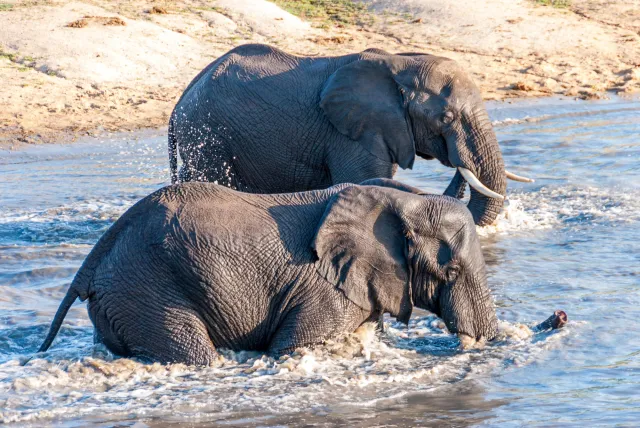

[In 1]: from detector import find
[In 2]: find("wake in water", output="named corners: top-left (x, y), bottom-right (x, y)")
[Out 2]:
top-left (0, 314), bottom-right (573, 424)
top-left (477, 185), bottom-right (640, 236)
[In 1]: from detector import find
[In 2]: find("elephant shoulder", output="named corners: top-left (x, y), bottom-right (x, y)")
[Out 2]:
top-left (228, 43), bottom-right (283, 58)
top-left (361, 48), bottom-right (392, 57)
top-left (229, 44), bottom-right (304, 64)
top-left (213, 44), bottom-right (302, 82)
top-left (177, 44), bottom-right (292, 103)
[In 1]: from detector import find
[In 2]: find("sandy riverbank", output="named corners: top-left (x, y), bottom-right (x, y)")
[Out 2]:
top-left (1, 0), bottom-right (639, 146)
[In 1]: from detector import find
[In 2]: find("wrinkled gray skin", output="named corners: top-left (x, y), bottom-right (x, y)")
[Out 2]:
top-left (170, 44), bottom-right (506, 226)
top-left (37, 179), bottom-right (497, 365)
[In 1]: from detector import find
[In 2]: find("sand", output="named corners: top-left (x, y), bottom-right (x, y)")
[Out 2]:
top-left (1, 0), bottom-right (639, 146)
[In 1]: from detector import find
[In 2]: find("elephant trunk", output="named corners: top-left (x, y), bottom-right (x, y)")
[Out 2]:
top-left (467, 161), bottom-right (506, 227)
top-left (439, 271), bottom-right (498, 345)
top-left (450, 109), bottom-right (506, 226)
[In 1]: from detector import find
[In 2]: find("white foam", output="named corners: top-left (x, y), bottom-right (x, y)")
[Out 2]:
top-left (477, 185), bottom-right (640, 236)
top-left (492, 116), bottom-right (543, 127)
top-left (0, 198), bottom-right (134, 225)
top-left (0, 316), bottom-right (575, 424)
top-left (477, 197), bottom-right (557, 236)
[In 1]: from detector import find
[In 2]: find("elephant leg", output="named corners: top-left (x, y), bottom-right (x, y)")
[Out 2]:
top-left (90, 300), bottom-right (132, 358)
top-left (377, 313), bottom-right (385, 333)
top-left (268, 298), bottom-right (367, 356)
top-left (91, 298), bottom-right (217, 365)
top-left (130, 308), bottom-right (218, 365)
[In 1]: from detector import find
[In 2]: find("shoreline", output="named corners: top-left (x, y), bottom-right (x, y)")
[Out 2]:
top-left (3, 91), bottom-right (638, 152)
top-left (1, 0), bottom-right (638, 147)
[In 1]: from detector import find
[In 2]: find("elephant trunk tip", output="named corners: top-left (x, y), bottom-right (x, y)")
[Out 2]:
top-left (533, 310), bottom-right (568, 332)
top-left (551, 310), bottom-right (568, 329)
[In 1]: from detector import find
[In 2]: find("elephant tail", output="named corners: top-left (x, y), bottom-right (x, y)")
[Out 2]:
top-left (168, 114), bottom-right (179, 184)
top-left (36, 287), bottom-right (79, 353)
top-left (32, 194), bottom-right (151, 359)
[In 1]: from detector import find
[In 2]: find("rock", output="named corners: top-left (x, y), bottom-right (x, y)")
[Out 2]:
top-left (149, 6), bottom-right (168, 15)
top-left (618, 81), bottom-right (640, 93)
top-left (578, 90), bottom-right (606, 100)
top-left (623, 67), bottom-right (640, 81)
top-left (513, 81), bottom-right (534, 91)
top-left (540, 77), bottom-right (559, 92)
top-left (527, 62), bottom-right (559, 77)
top-left (564, 86), bottom-right (579, 96)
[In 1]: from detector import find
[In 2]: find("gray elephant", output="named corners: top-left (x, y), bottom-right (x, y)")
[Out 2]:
top-left (169, 44), bottom-right (531, 226)
top-left (36, 179), bottom-right (497, 365)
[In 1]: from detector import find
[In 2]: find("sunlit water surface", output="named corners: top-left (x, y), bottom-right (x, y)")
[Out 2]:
top-left (0, 97), bottom-right (638, 426)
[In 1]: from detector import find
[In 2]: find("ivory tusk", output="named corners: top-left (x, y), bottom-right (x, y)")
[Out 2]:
top-left (506, 170), bottom-right (535, 183)
top-left (457, 168), bottom-right (505, 200)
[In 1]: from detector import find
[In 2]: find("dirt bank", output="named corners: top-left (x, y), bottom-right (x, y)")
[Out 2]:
top-left (1, 0), bottom-right (639, 146)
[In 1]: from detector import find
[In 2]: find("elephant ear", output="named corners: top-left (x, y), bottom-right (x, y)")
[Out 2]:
top-left (312, 186), bottom-right (413, 323)
top-left (320, 59), bottom-right (416, 170)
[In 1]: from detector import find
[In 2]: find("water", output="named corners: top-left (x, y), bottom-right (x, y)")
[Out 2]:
top-left (0, 97), bottom-right (639, 426)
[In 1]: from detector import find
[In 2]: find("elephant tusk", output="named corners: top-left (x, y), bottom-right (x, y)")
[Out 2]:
top-left (457, 168), bottom-right (504, 200)
top-left (506, 170), bottom-right (535, 183)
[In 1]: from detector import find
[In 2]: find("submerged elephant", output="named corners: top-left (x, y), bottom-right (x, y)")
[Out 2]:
top-left (169, 44), bottom-right (531, 226)
top-left (37, 179), bottom-right (497, 364)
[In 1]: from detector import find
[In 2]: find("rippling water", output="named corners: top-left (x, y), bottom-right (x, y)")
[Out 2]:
top-left (0, 97), bottom-right (639, 426)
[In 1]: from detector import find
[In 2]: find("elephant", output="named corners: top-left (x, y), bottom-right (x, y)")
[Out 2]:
top-left (169, 44), bottom-right (532, 226)
top-left (36, 179), bottom-right (498, 365)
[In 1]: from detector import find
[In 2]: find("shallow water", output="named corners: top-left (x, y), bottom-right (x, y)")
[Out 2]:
top-left (0, 97), bottom-right (639, 426)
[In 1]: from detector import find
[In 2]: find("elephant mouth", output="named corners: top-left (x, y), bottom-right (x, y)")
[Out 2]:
top-left (433, 135), bottom-right (453, 167)
top-left (415, 150), bottom-right (435, 161)
top-left (416, 138), bottom-right (507, 200)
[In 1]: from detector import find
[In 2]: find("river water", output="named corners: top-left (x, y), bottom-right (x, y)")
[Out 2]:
top-left (0, 97), bottom-right (638, 426)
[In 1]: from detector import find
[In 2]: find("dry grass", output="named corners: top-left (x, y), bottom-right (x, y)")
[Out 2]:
top-left (66, 15), bottom-right (126, 28)
top-left (271, 0), bottom-right (373, 27)
top-left (533, 0), bottom-right (571, 8)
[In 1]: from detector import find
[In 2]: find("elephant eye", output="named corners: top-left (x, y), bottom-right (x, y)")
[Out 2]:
top-left (442, 110), bottom-right (455, 125)
top-left (445, 264), bottom-right (460, 283)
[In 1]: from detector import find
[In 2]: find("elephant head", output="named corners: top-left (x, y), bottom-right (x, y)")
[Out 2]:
top-left (320, 50), bottom-right (532, 226)
top-left (312, 185), bottom-right (498, 345)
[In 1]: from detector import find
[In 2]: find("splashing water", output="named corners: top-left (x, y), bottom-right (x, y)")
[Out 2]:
top-left (0, 318), bottom-right (570, 425)
top-left (1, 97), bottom-right (640, 425)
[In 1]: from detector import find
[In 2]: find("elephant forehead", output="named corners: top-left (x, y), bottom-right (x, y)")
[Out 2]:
top-left (413, 62), bottom-right (480, 101)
